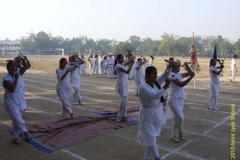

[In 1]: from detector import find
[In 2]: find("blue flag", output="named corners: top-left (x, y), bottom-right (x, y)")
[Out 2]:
top-left (213, 45), bottom-right (217, 60)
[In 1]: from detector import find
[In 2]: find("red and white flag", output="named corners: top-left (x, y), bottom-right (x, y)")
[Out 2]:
top-left (190, 33), bottom-right (200, 72)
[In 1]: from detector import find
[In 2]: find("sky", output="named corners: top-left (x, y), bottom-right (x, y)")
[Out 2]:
top-left (1, 0), bottom-right (240, 43)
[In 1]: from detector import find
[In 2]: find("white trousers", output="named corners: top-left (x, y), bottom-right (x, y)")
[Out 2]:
top-left (118, 96), bottom-right (128, 116)
top-left (5, 107), bottom-right (28, 138)
top-left (107, 65), bottom-right (114, 78)
top-left (231, 68), bottom-right (236, 81)
top-left (60, 98), bottom-right (73, 117)
top-left (72, 87), bottom-right (81, 103)
top-left (144, 137), bottom-right (160, 160)
top-left (209, 96), bottom-right (218, 109)
top-left (168, 98), bottom-right (184, 137)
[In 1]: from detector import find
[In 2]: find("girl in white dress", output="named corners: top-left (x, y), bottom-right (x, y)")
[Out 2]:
top-left (3, 61), bottom-right (31, 144)
top-left (134, 58), bottom-right (146, 96)
top-left (13, 56), bottom-right (29, 116)
top-left (149, 55), bottom-right (154, 66)
top-left (115, 54), bottom-right (134, 122)
top-left (138, 66), bottom-right (170, 160)
top-left (56, 58), bottom-right (74, 119)
top-left (208, 59), bottom-right (224, 111)
top-left (69, 56), bottom-right (84, 105)
top-left (79, 55), bottom-right (87, 76)
top-left (167, 62), bottom-right (195, 142)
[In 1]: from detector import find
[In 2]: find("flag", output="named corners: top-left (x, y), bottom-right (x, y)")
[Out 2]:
top-left (213, 45), bottom-right (217, 60)
top-left (190, 32), bottom-right (200, 72)
top-left (68, 48), bottom-right (71, 62)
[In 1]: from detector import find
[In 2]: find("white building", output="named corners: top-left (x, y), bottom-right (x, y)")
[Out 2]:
top-left (0, 40), bottom-right (20, 55)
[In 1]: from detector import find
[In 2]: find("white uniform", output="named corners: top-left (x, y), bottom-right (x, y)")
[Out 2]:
top-left (3, 74), bottom-right (28, 138)
top-left (88, 58), bottom-right (92, 74)
top-left (138, 82), bottom-right (166, 159)
top-left (107, 57), bottom-right (115, 78)
top-left (69, 64), bottom-right (82, 104)
top-left (134, 62), bottom-right (144, 95)
top-left (98, 56), bottom-right (103, 74)
top-left (209, 66), bottom-right (220, 110)
top-left (56, 68), bottom-right (72, 117)
top-left (101, 59), bottom-right (107, 75)
top-left (79, 58), bottom-right (86, 76)
top-left (115, 63), bottom-right (129, 117)
top-left (149, 58), bottom-right (154, 66)
top-left (91, 58), bottom-right (98, 75)
top-left (167, 72), bottom-right (186, 138)
top-left (231, 58), bottom-right (237, 82)
top-left (16, 67), bottom-right (28, 112)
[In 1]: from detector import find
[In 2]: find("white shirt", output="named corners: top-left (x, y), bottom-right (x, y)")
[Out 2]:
top-left (56, 68), bottom-right (71, 100)
top-left (115, 63), bottom-right (129, 96)
top-left (168, 72), bottom-right (186, 99)
top-left (209, 66), bottom-right (220, 86)
top-left (139, 82), bottom-right (166, 125)
top-left (231, 58), bottom-right (236, 69)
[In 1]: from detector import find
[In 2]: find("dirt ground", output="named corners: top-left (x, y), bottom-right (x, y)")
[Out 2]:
top-left (0, 56), bottom-right (239, 160)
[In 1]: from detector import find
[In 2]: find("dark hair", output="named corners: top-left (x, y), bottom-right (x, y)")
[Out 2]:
top-left (169, 57), bottom-right (174, 61)
top-left (6, 61), bottom-right (14, 71)
top-left (145, 66), bottom-right (156, 79)
top-left (233, 54), bottom-right (237, 58)
top-left (59, 58), bottom-right (67, 65)
top-left (116, 54), bottom-right (123, 59)
top-left (150, 55), bottom-right (154, 60)
top-left (209, 59), bottom-right (215, 67)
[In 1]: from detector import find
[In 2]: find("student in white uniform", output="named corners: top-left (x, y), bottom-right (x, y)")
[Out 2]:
top-left (88, 55), bottom-right (93, 74)
top-left (149, 55), bottom-right (154, 66)
top-left (91, 55), bottom-right (99, 77)
top-left (107, 54), bottom-right (115, 79)
top-left (98, 53), bottom-right (103, 74)
top-left (101, 56), bottom-right (108, 75)
top-left (56, 58), bottom-right (74, 119)
top-left (79, 55), bottom-right (87, 76)
top-left (208, 59), bottom-right (224, 111)
top-left (230, 55), bottom-right (237, 82)
top-left (69, 55), bottom-right (84, 105)
top-left (134, 58), bottom-right (146, 96)
top-left (138, 66), bottom-right (170, 160)
top-left (115, 54), bottom-right (134, 122)
top-left (3, 61), bottom-right (31, 144)
top-left (167, 62), bottom-right (195, 142)
top-left (13, 56), bottom-right (29, 116)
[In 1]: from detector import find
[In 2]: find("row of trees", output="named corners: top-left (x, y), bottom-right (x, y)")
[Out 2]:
top-left (20, 31), bottom-right (240, 57)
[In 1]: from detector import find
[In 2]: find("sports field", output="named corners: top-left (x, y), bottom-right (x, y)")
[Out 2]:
top-left (0, 56), bottom-right (239, 160)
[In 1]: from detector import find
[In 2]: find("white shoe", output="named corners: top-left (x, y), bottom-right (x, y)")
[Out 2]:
top-left (208, 106), bottom-right (213, 110)
top-left (215, 108), bottom-right (219, 111)
top-left (172, 136), bottom-right (179, 143)
top-left (116, 115), bottom-right (122, 122)
top-left (122, 116), bottom-right (130, 122)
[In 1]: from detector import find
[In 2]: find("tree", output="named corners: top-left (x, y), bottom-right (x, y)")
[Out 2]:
top-left (128, 36), bottom-right (142, 54)
top-left (234, 39), bottom-right (240, 56)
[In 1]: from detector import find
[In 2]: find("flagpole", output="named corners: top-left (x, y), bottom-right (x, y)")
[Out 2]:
top-left (194, 71), bottom-right (196, 89)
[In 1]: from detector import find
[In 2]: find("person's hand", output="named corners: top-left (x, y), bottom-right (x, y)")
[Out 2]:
top-left (190, 72), bottom-right (195, 77)
top-left (165, 78), bottom-right (171, 86)
top-left (220, 64), bottom-right (224, 68)
top-left (183, 62), bottom-right (189, 67)
top-left (14, 72), bottom-right (19, 78)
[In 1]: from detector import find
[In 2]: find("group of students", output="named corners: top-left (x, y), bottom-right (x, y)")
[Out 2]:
top-left (2, 53), bottom-right (234, 160)
top-left (113, 54), bottom-right (228, 160)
